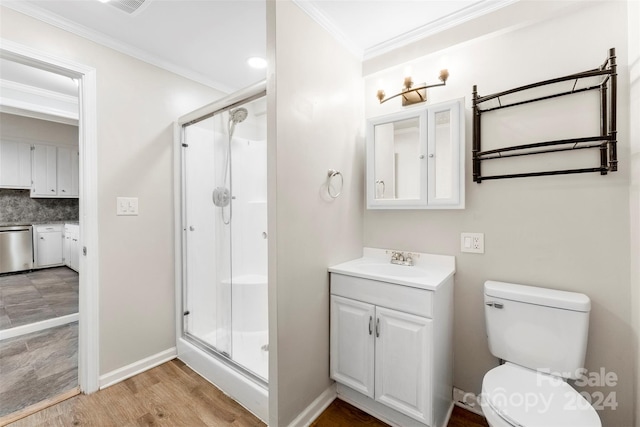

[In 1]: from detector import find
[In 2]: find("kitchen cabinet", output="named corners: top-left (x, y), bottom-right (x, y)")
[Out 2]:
top-left (63, 223), bottom-right (80, 272)
top-left (57, 146), bottom-right (79, 197)
top-left (32, 143), bottom-right (79, 198)
top-left (0, 140), bottom-right (32, 189)
top-left (329, 249), bottom-right (454, 427)
top-left (34, 224), bottom-right (64, 268)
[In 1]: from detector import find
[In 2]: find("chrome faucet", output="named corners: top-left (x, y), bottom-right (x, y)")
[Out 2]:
top-left (390, 251), bottom-right (414, 266)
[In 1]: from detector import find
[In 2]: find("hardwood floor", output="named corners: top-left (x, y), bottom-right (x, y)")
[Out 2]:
top-left (6, 359), bottom-right (265, 427)
top-left (6, 359), bottom-right (489, 427)
top-left (311, 398), bottom-right (489, 427)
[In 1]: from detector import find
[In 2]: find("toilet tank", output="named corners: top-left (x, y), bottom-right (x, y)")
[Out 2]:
top-left (484, 280), bottom-right (591, 380)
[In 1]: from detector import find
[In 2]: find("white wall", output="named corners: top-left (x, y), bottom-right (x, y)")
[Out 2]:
top-left (267, 1), bottom-right (365, 424)
top-left (0, 7), bottom-right (224, 375)
top-left (628, 0), bottom-right (640, 424)
top-left (363, 2), bottom-right (633, 426)
top-left (0, 112), bottom-right (78, 147)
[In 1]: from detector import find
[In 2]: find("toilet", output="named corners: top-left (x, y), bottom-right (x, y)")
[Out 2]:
top-left (481, 280), bottom-right (601, 427)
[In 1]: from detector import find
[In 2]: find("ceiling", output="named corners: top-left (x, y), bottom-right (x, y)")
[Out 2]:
top-left (1, 0), bottom-right (517, 95)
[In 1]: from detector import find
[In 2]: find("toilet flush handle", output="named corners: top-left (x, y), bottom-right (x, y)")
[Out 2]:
top-left (486, 301), bottom-right (504, 309)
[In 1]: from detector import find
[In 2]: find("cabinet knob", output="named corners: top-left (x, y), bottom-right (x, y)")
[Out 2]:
top-left (62, 189), bottom-right (66, 192)
top-left (40, 236), bottom-right (44, 240)
top-left (51, 189), bottom-right (55, 192)
top-left (428, 154), bottom-right (434, 158)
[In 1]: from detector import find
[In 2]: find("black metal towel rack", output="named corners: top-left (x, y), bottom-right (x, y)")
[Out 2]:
top-left (472, 48), bottom-right (617, 183)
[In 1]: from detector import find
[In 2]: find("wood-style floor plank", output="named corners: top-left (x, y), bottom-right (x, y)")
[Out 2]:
top-left (7, 359), bottom-right (488, 427)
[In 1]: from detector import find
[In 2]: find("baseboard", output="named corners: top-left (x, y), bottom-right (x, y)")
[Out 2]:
top-left (453, 387), bottom-right (484, 416)
top-left (99, 347), bottom-right (177, 389)
top-left (287, 383), bottom-right (337, 427)
top-left (0, 313), bottom-right (78, 341)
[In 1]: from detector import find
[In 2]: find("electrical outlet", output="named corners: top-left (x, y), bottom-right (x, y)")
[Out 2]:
top-left (461, 232), bottom-right (484, 254)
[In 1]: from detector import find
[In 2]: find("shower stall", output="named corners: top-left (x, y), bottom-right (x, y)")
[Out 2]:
top-left (175, 82), bottom-right (268, 420)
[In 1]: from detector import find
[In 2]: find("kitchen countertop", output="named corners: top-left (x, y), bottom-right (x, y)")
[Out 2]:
top-left (0, 220), bottom-right (79, 227)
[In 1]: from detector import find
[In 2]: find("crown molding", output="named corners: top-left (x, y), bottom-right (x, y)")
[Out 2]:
top-left (292, 0), bottom-right (364, 59)
top-left (1, 79), bottom-right (78, 104)
top-left (0, 79), bottom-right (79, 124)
top-left (0, 101), bottom-right (78, 125)
top-left (2, 2), bottom-right (234, 94)
top-left (293, 0), bottom-right (519, 61)
top-left (364, 0), bottom-right (519, 60)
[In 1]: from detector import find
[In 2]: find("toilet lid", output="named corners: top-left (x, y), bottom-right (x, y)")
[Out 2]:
top-left (482, 363), bottom-right (601, 427)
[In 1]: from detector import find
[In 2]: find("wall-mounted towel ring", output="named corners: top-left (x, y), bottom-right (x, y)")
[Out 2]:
top-left (327, 169), bottom-right (343, 199)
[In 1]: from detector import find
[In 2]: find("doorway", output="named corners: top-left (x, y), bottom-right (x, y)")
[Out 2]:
top-left (0, 38), bottom-right (99, 419)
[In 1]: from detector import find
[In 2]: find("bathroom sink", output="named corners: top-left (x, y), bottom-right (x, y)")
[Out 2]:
top-left (355, 263), bottom-right (427, 278)
top-left (328, 247), bottom-right (456, 290)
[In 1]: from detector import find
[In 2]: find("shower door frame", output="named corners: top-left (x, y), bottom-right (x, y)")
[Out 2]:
top-left (173, 80), bottom-right (268, 421)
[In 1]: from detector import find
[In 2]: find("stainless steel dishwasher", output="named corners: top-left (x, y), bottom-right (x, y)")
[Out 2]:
top-left (0, 225), bottom-right (34, 274)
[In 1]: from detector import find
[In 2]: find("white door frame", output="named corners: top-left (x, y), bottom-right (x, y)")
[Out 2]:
top-left (0, 38), bottom-right (100, 393)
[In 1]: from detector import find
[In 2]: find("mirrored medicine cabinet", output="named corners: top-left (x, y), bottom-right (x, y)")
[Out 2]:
top-left (366, 98), bottom-right (465, 209)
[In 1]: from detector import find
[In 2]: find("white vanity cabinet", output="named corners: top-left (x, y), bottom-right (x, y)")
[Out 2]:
top-left (331, 294), bottom-right (433, 423)
top-left (329, 249), bottom-right (454, 427)
top-left (34, 224), bottom-right (64, 268)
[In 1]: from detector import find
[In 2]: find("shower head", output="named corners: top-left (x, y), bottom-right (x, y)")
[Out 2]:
top-left (230, 107), bottom-right (248, 124)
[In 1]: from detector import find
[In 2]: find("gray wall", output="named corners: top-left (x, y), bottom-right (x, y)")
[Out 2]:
top-left (363, 2), bottom-right (633, 426)
top-left (0, 112), bottom-right (78, 147)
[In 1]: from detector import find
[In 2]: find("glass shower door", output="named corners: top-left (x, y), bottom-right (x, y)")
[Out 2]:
top-left (182, 113), bottom-right (232, 357)
top-left (181, 94), bottom-right (268, 382)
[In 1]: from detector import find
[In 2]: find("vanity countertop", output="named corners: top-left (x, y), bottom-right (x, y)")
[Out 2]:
top-left (328, 247), bottom-right (455, 291)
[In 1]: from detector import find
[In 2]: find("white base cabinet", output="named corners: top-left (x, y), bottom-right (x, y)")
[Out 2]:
top-left (34, 224), bottom-right (64, 268)
top-left (330, 272), bottom-right (453, 427)
top-left (63, 223), bottom-right (79, 272)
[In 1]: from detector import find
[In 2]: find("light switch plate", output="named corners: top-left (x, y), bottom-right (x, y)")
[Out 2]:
top-left (116, 197), bottom-right (139, 216)
top-left (461, 232), bottom-right (484, 254)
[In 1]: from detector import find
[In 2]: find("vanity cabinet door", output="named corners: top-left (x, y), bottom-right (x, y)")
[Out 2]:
top-left (375, 306), bottom-right (432, 424)
top-left (330, 295), bottom-right (375, 398)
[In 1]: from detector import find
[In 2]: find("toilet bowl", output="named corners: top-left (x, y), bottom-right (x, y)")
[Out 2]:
top-left (482, 281), bottom-right (601, 427)
top-left (481, 363), bottom-right (600, 427)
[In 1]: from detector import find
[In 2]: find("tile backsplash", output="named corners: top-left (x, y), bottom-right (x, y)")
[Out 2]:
top-left (0, 189), bottom-right (79, 223)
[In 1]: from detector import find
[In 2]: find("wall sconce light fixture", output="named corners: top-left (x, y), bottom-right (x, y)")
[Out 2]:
top-left (377, 69), bottom-right (450, 106)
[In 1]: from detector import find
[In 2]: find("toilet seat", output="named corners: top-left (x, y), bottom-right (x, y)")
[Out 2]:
top-left (481, 363), bottom-right (601, 427)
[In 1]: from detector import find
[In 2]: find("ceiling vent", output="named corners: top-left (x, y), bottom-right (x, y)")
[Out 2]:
top-left (105, 0), bottom-right (151, 15)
